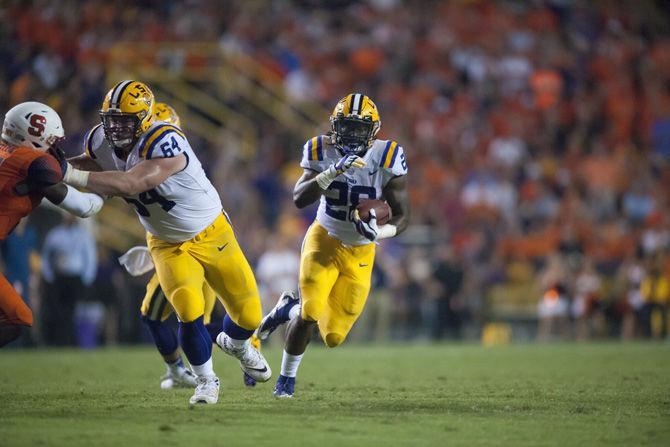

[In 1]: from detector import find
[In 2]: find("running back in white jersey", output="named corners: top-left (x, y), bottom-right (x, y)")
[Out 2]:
top-left (84, 121), bottom-right (223, 242)
top-left (300, 134), bottom-right (408, 246)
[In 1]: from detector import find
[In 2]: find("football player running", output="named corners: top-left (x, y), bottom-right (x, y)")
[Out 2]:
top-left (257, 93), bottom-right (410, 397)
top-left (0, 102), bottom-right (104, 347)
top-left (61, 81), bottom-right (271, 404)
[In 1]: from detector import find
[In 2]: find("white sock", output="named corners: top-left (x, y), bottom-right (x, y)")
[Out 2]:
top-left (288, 304), bottom-right (301, 320)
top-left (166, 357), bottom-right (186, 375)
top-left (191, 357), bottom-right (215, 378)
top-left (225, 333), bottom-right (250, 349)
top-left (280, 350), bottom-right (304, 378)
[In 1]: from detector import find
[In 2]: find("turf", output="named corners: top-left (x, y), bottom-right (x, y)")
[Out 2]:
top-left (0, 342), bottom-right (669, 447)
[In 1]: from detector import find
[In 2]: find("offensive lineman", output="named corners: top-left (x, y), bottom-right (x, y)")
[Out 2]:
top-left (61, 81), bottom-right (270, 404)
top-left (78, 102), bottom-right (262, 389)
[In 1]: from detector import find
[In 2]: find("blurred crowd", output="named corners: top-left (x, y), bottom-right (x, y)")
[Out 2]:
top-left (2, 0), bottom-right (670, 346)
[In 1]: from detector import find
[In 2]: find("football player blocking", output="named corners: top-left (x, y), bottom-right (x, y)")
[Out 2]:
top-left (258, 93), bottom-right (410, 398)
top-left (0, 102), bottom-right (104, 347)
top-left (62, 81), bottom-right (271, 404)
top-left (115, 104), bottom-right (259, 390)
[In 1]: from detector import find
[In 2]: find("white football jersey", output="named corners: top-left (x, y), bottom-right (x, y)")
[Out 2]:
top-left (84, 121), bottom-right (223, 242)
top-left (300, 135), bottom-right (408, 246)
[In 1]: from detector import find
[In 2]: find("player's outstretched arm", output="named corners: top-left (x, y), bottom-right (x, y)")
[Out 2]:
top-left (63, 155), bottom-right (186, 196)
top-left (42, 183), bottom-right (104, 218)
top-left (382, 175), bottom-right (411, 235)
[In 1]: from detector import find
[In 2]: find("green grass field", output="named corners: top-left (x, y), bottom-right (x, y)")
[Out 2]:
top-left (1, 343), bottom-right (669, 447)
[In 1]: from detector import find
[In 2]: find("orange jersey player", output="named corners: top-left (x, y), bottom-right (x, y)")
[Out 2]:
top-left (0, 102), bottom-right (104, 347)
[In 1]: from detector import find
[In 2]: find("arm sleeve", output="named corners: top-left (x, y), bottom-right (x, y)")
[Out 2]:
top-left (57, 186), bottom-right (105, 218)
top-left (140, 125), bottom-right (191, 160)
top-left (380, 142), bottom-right (408, 177)
top-left (299, 135), bottom-right (326, 172)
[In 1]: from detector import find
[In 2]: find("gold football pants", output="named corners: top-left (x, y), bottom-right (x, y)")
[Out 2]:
top-left (147, 213), bottom-right (262, 329)
top-left (299, 222), bottom-right (375, 347)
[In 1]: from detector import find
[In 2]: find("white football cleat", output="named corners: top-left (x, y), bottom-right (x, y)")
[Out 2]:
top-left (216, 332), bottom-right (272, 382)
top-left (160, 368), bottom-right (198, 389)
top-left (189, 376), bottom-right (220, 405)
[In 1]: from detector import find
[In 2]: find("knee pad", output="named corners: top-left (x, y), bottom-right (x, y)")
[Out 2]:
top-left (170, 287), bottom-right (204, 323)
top-left (232, 299), bottom-right (262, 331)
top-left (301, 299), bottom-right (324, 323)
top-left (324, 332), bottom-right (346, 348)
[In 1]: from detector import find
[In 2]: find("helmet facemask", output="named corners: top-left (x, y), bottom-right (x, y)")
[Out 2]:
top-left (331, 114), bottom-right (376, 156)
top-left (100, 110), bottom-right (141, 153)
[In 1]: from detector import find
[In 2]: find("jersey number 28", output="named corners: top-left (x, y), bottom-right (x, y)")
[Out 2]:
top-left (325, 181), bottom-right (376, 221)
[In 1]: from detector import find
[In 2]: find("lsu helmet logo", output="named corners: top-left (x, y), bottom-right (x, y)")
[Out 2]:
top-left (99, 80), bottom-right (156, 152)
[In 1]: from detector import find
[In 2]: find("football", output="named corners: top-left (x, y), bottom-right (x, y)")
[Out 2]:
top-left (356, 199), bottom-right (391, 225)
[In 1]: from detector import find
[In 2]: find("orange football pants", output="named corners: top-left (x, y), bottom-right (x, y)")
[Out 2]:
top-left (0, 272), bottom-right (33, 326)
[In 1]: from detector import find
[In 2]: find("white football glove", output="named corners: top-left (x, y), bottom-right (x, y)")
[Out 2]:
top-left (334, 154), bottom-right (366, 175)
top-left (315, 155), bottom-right (367, 189)
top-left (352, 208), bottom-right (379, 241)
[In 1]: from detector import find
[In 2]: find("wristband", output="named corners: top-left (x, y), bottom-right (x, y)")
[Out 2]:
top-left (315, 166), bottom-right (338, 190)
top-left (376, 224), bottom-right (397, 240)
top-left (62, 163), bottom-right (90, 188)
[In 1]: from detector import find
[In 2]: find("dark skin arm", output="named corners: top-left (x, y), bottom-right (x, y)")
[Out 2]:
top-left (292, 169), bottom-right (322, 209)
top-left (381, 174), bottom-right (411, 234)
top-left (41, 183), bottom-right (68, 205)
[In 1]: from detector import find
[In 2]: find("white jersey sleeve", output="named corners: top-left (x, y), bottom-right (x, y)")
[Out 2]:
top-left (138, 124), bottom-right (190, 160)
top-left (83, 124), bottom-right (104, 159)
top-left (378, 140), bottom-right (408, 177)
top-left (82, 124), bottom-right (119, 171)
top-left (299, 135), bottom-right (330, 172)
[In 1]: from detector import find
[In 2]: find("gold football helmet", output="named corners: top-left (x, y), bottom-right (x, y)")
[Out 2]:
top-left (330, 93), bottom-right (381, 155)
top-left (154, 102), bottom-right (181, 128)
top-left (99, 80), bottom-right (155, 151)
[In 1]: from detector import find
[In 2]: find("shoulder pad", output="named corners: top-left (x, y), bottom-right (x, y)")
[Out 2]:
top-left (378, 140), bottom-right (407, 175)
top-left (304, 135), bottom-right (325, 162)
top-left (83, 124), bottom-right (104, 159)
top-left (138, 124), bottom-right (187, 159)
